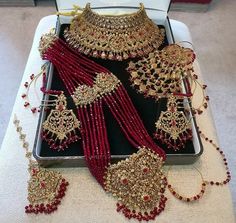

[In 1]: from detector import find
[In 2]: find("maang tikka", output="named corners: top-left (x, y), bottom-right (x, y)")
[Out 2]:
top-left (154, 95), bottom-right (192, 151)
top-left (13, 115), bottom-right (69, 214)
top-left (41, 92), bottom-right (81, 151)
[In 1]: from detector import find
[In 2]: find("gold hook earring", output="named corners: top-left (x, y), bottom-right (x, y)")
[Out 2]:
top-left (42, 92), bottom-right (80, 151)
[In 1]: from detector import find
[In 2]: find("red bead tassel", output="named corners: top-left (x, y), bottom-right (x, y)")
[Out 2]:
top-left (25, 178), bottom-right (69, 214)
top-left (154, 128), bottom-right (193, 151)
top-left (116, 195), bottom-right (167, 221)
top-left (41, 130), bottom-right (80, 151)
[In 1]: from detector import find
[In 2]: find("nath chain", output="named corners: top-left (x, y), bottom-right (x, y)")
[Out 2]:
top-left (198, 129), bottom-right (231, 186)
top-left (167, 128), bottom-right (231, 202)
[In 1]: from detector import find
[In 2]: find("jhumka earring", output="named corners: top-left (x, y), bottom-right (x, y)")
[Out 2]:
top-left (41, 92), bottom-right (81, 151)
top-left (13, 115), bottom-right (69, 214)
top-left (154, 95), bottom-right (192, 151)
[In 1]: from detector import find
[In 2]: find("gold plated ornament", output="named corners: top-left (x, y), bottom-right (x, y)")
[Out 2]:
top-left (42, 93), bottom-right (80, 151)
top-left (64, 3), bottom-right (165, 61)
top-left (154, 96), bottom-right (192, 150)
top-left (104, 147), bottom-right (167, 221)
top-left (13, 116), bottom-right (69, 214)
top-left (127, 44), bottom-right (196, 100)
top-left (72, 73), bottom-right (121, 107)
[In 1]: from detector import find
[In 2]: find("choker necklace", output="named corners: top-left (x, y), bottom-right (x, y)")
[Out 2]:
top-left (39, 33), bottom-right (167, 221)
top-left (64, 3), bottom-right (165, 61)
top-left (13, 115), bottom-right (69, 214)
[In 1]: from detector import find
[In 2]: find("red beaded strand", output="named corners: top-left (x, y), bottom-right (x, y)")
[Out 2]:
top-left (41, 36), bottom-right (166, 187)
top-left (198, 129), bottom-right (231, 186)
top-left (167, 128), bottom-right (231, 203)
top-left (116, 86), bottom-right (165, 156)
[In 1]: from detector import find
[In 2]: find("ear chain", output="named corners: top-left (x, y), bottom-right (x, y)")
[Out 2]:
top-left (21, 63), bottom-right (49, 113)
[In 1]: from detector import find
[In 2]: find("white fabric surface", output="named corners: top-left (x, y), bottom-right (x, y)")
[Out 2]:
top-left (0, 15), bottom-right (234, 223)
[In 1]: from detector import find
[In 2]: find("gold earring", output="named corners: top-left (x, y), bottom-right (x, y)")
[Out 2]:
top-left (154, 95), bottom-right (192, 151)
top-left (42, 92), bottom-right (80, 151)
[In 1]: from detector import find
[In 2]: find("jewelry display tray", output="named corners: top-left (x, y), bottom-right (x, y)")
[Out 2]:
top-left (33, 8), bottom-right (203, 167)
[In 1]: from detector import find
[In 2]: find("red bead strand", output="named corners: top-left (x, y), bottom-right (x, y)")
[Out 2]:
top-left (167, 129), bottom-right (231, 203)
top-left (41, 37), bottom-right (167, 187)
top-left (198, 129), bottom-right (231, 186)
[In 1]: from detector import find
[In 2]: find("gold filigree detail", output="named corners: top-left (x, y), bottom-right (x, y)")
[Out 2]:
top-left (159, 44), bottom-right (195, 67)
top-left (154, 96), bottom-right (192, 150)
top-left (104, 147), bottom-right (166, 213)
top-left (42, 93), bottom-right (80, 150)
top-left (28, 165), bottom-right (62, 204)
top-left (43, 94), bottom-right (80, 141)
top-left (38, 32), bottom-right (58, 57)
top-left (95, 73), bottom-right (120, 94)
top-left (72, 73), bottom-right (120, 107)
top-left (72, 85), bottom-right (98, 107)
top-left (127, 44), bottom-right (196, 100)
top-left (155, 96), bottom-right (190, 140)
top-left (64, 3), bottom-right (165, 60)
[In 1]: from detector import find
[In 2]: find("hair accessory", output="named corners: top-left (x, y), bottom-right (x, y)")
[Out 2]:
top-left (41, 92), bottom-right (80, 151)
top-left (13, 115), bottom-right (69, 214)
top-left (127, 44), bottom-right (195, 100)
top-left (127, 44), bottom-right (209, 114)
top-left (154, 95), bottom-right (192, 150)
top-left (64, 3), bottom-right (165, 61)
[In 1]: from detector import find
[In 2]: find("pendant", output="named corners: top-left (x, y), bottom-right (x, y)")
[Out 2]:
top-left (104, 147), bottom-right (167, 221)
top-left (25, 161), bottom-right (69, 214)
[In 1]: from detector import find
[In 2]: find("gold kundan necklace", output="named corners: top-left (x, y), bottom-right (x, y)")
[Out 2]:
top-left (64, 3), bottom-right (165, 61)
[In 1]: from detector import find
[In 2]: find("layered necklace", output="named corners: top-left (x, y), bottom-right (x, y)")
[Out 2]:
top-left (39, 33), bottom-right (167, 221)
